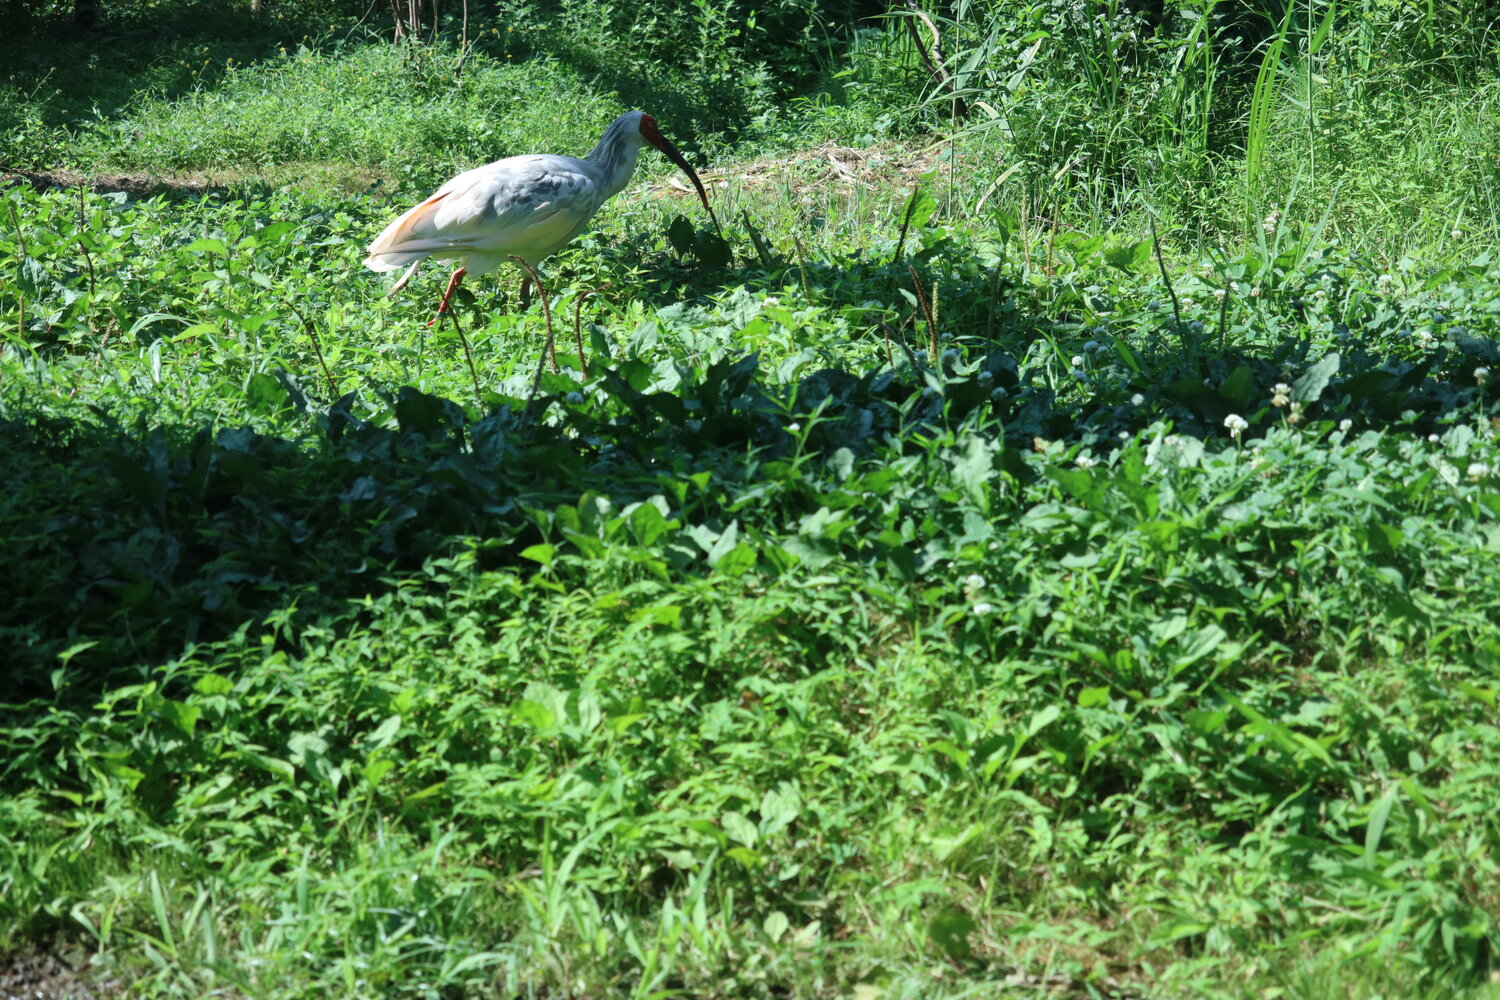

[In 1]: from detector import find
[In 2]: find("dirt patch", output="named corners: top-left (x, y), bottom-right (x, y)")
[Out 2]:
top-left (0, 166), bottom-right (216, 199)
top-left (4, 145), bottom-right (946, 205)
top-left (0, 949), bottom-right (121, 1000)
top-left (648, 141), bottom-right (950, 201)
top-left (1, 163), bottom-right (396, 200)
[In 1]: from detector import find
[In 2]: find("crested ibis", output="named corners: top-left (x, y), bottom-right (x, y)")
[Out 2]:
top-left (364, 111), bottom-right (719, 322)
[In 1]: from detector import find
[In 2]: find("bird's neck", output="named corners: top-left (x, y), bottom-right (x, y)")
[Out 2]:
top-left (586, 126), bottom-right (644, 200)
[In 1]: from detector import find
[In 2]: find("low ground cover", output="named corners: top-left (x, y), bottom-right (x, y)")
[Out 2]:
top-left (2, 1), bottom-right (1499, 996)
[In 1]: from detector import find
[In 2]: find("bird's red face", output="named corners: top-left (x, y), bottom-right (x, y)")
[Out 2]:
top-left (637, 113), bottom-right (664, 146)
top-left (637, 114), bottom-right (720, 232)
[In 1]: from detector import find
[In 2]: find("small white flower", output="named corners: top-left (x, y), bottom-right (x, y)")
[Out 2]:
top-left (786, 422), bottom-right (801, 433)
top-left (963, 573), bottom-right (985, 590)
top-left (1416, 329), bottom-right (1434, 345)
top-left (1428, 433), bottom-right (1441, 443)
top-left (1181, 297), bottom-right (1194, 309)
top-left (1224, 413), bottom-right (1249, 439)
top-left (1271, 382), bottom-right (1292, 407)
top-left (1313, 289), bottom-right (1327, 301)
top-left (763, 296), bottom-right (780, 307)
top-left (1213, 288), bottom-right (1227, 303)
top-left (1130, 393), bottom-right (1145, 406)
top-left (1376, 274), bottom-right (1393, 291)
top-left (1452, 228), bottom-right (1463, 239)
top-left (971, 602), bottom-right (995, 616)
top-left (1468, 462), bottom-right (1491, 481)
top-left (1477, 366), bottom-right (1491, 385)
top-left (1250, 285), bottom-right (1262, 298)
top-left (1229, 281), bottom-right (1241, 294)
top-left (1075, 454), bottom-right (1097, 469)
top-left (1339, 419), bottom-right (1353, 432)
top-left (1262, 206), bottom-right (1281, 234)
top-left (1071, 355), bottom-right (1085, 368)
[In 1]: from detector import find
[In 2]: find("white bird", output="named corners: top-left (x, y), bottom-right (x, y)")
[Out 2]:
top-left (364, 111), bottom-right (719, 322)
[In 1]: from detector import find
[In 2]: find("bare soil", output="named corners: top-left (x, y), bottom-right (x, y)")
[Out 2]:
top-left (2, 143), bottom-right (947, 205)
top-left (648, 141), bottom-right (950, 201)
top-left (0, 949), bottom-right (119, 1000)
top-left (0, 166), bottom-right (214, 199)
top-left (0, 162), bottom-right (394, 199)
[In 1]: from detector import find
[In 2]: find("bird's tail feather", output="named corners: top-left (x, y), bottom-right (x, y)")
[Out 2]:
top-left (363, 250), bottom-right (430, 272)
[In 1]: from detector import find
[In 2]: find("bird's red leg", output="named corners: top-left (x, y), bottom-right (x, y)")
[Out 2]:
top-left (428, 266), bottom-right (467, 327)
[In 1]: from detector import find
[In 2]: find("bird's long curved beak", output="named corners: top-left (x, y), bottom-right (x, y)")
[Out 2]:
top-left (647, 133), bottom-right (724, 238)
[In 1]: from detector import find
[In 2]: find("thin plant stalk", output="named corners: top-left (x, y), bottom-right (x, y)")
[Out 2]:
top-left (278, 295), bottom-right (342, 400)
top-left (892, 182), bottom-right (922, 264)
top-left (1218, 280), bottom-right (1229, 354)
top-left (508, 255), bottom-right (556, 374)
top-left (791, 236), bottom-right (812, 301)
top-left (908, 265), bottom-right (938, 359)
top-left (75, 186), bottom-right (97, 335)
top-left (571, 285), bottom-right (610, 380)
top-left (6, 202), bottom-right (28, 259)
top-left (443, 307), bottom-right (482, 406)
top-left (1149, 218), bottom-right (1186, 346)
top-left (453, 0), bottom-right (472, 79)
top-left (882, 317), bottom-right (921, 369)
top-left (741, 209), bottom-right (774, 268)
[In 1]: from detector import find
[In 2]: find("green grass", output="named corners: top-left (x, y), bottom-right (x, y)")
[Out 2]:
top-left (75, 45), bottom-right (623, 187)
top-left (3, 1), bottom-right (1500, 996)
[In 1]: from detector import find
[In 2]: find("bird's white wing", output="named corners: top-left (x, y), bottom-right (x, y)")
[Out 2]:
top-left (365, 155), bottom-right (603, 274)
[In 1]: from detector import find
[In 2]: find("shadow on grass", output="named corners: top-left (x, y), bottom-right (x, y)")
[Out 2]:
top-left (5, 2), bottom-right (359, 134)
top-left (2, 303), bottom-right (1495, 714)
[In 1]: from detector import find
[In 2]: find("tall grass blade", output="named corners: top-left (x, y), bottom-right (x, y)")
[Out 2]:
top-left (1246, 5), bottom-right (1295, 196)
